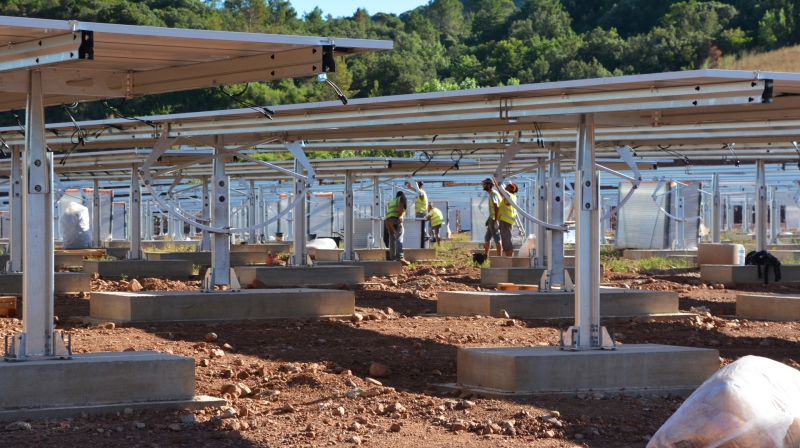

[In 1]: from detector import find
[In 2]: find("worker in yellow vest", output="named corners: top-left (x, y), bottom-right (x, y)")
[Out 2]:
top-left (499, 182), bottom-right (519, 257)
top-left (385, 191), bottom-right (411, 266)
top-left (408, 181), bottom-right (428, 218)
top-left (482, 178), bottom-right (502, 257)
top-left (426, 204), bottom-right (445, 246)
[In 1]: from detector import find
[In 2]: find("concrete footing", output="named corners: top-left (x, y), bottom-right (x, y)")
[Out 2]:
top-left (146, 251), bottom-right (265, 266)
top-left (0, 351), bottom-right (221, 421)
top-left (404, 248), bottom-right (436, 262)
top-left (0, 272), bottom-right (91, 295)
top-left (481, 267), bottom-right (577, 286)
top-left (355, 249), bottom-right (388, 261)
top-left (235, 265), bottom-right (364, 287)
top-left (316, 261), bottom-right (402, 277)
top-left (736, 294), bottom-right (800, 320)
top-left (490, 257), bottom-right (531, 268)
top-left (90, 289), bottom-right (355, 323)
top-left (451, 344), bottom-right (719, 398)
top-left (83, 259), bottom-right (194, 278)
top-left (314, 249), bottom-right (344, 261)
top-left (438, 288), bottom-right (678, 319)
top-left (0, 253), bottom-right (84, 268)
top-left (701, 264), bottom-right (800, 284)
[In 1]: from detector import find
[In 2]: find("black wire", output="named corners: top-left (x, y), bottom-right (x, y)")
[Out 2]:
top-left (442, 149), bottom-right (462, 176)
top-left (102, 98), bottom-right (156, 127)
top-left (724, 143), bottom-right (740, 167)
top-left (219, 84), bottom-right (275, 119)
top-left (657, 144), bottom-right (690, 165)
top-left (412, 151), bottom-right (432, 176)
top-left (61, 103), bottom-right (87, 166)
top-left (532, 122), bottom-right (544, 147)
top-left (325, 79), bottom-right (348, 105)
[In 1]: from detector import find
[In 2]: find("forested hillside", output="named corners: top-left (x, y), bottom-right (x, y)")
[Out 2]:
top-left (2, 0), bottom-right (799, 124)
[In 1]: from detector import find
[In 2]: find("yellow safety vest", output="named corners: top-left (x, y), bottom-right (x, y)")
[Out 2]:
top-left (488, 190), bottom-right (501, 220)
top-left (499, 192), bottom-right (517, 225)
top-left (386, 197), bottom-right (402, 219)
top-left (415, 190), bottom-right (428, 214)
top-left (429, 207), bottom-right (444, 227)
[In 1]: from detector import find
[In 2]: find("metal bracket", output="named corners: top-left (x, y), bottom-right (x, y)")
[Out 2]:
top-left (560, 326), bottom-right (579, 351)
top-left (201, 268), bottom-right (241, 292)
top-left (4, 331), bottom-right (72, 361)
top-left (322, 45), bottom-right (336, 72)
top-left (599, 326), bottom-right (616, 350)
top-left (0, 31), bottom-right (92, 72)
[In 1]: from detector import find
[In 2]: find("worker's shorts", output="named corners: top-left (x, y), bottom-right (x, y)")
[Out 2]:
top-left (499, 221), bottom-right (514, 252)
top-left (431, 225), bottom-right (441, 238)
top-left (484, 219), bottom-right (500, 244)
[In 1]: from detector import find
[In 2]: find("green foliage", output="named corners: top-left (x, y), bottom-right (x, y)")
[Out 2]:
top-left (3, 0), bottom-right (800, 131)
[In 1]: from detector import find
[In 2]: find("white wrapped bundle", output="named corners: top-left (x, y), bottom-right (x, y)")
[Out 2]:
top-left (60, 202), bottom-right (92, 249)
top-left (649, 356), bottom-right (800, 448)
top-left (305, 238), bottom-right (337, 260)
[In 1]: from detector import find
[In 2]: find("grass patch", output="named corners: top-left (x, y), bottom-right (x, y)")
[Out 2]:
top-left (602, 255), bottom-right (695, 273)
top-left (146, 243), bottom-right (197, 253)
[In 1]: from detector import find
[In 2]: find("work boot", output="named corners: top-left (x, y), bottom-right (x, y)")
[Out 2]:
top-left (398, 258), bottom-right (411, 267)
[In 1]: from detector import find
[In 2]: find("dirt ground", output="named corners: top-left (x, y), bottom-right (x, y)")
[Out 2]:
top-left (1, 252), bottom-right (799, 448)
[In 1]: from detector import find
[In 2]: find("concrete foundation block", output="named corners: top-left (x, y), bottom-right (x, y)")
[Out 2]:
top-left (404, 248), bottom-right (437, 262)
top-left (481, 267), bottom-right (577, 286)
top-left (0, 254), bottom-right (83, 268)
top-left (736, 294), bottom-right (800, 320)
top-left (455, 344), bottom-right (719, 396)
top-left (0, 272), bottom-right (90, 295)
top-left (83, 260), bottom-right (193, 278)
top-left (490, 257), bottom-right (531, 268)
top-left (316, 261), bottom-right (402, 277)
top-left (314, 249), bottom-right (344, 261)
top-left (701, 264), bottom-right (800, 284)
top-left (697, 243), bottom-right (742, 266)
top-left (0, 352), bottom-right (202, 418)
top-left (438, 288), bottom-right (677, 318)
top-left (90, 289), bottom-right (354, 322)
top-left (235, 265), bottom-right (365, 287)
top-left (146, 251), bottom-right (266, 266)
top-left (355, 249), bottom-right (388, 261)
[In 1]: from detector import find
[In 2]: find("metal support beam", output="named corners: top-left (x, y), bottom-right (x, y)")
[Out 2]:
top-left (200, 178), bottom-right (210, 251)
top-left (344, 171), bottom-right (354, 260)
top-left (535, 162), bottom-right (547, 268)
top-left (725, 196), bottom-right (732, 232)
top-left (293, 159), bottom-right (307, 265)
top-left (743, 196), bottom-right (750, 234)
top-left (92, 179), bottom-right (100, 247)
top-left (248, 179), bottom-right (256, 244)
top-left (711, 174), bottom-right (722, 243)
top-left (210, 146), bottom-right (231, 286)
top-left (675, 195), bottom-right (685, 249)
top-left (549, 144), bottom-right (565, 286)
top-left (769, 186), bottom-right (779, 245)
top-left (128, 165), bottom-right (142, 260)
top-left (7, 146), bottom-right (22, 272)
top-left (372, 178), bottom-right (382, 249)
top-left (755, 160), bottom-right (768, 252)
top-left (145, 200), bottom-right (153, 241)
top-left (574, 113), bottom-right (601, 349)
top-left (10, 69), bottom-right (66, 359)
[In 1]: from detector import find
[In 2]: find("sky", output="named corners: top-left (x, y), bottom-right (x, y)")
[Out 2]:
top-left (288, 0), bottom-right (428, 18)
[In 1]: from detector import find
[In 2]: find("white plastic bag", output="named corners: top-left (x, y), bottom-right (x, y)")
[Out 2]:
top-left (305, 237), bottom-right (337, 259)
top-left (648, 356), bottom-right (800, 448)
top-left (60, 202), bottom-right (92, 249)
top-left (518, 234), bottom-right (537, 257)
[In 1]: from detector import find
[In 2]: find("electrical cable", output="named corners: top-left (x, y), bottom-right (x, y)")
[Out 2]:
top-left (102, 98), bottom-right (156, 127)
top-left (0, 134), bottom-right (8, 157)
top-left (723, 143), bottom-right (740, 167)
top-left (61, 103), bottom-right (86, 166)
top-left (219, 84), bottom-right (275, 119)
top-left (442, 149), bottom-right (462, 176)
top-left (324, 78), bottom-right (348, 105)
top-left (412, 151), bottom-right (432, 176)
top-left (657, 144), bottom-right (690, 165)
